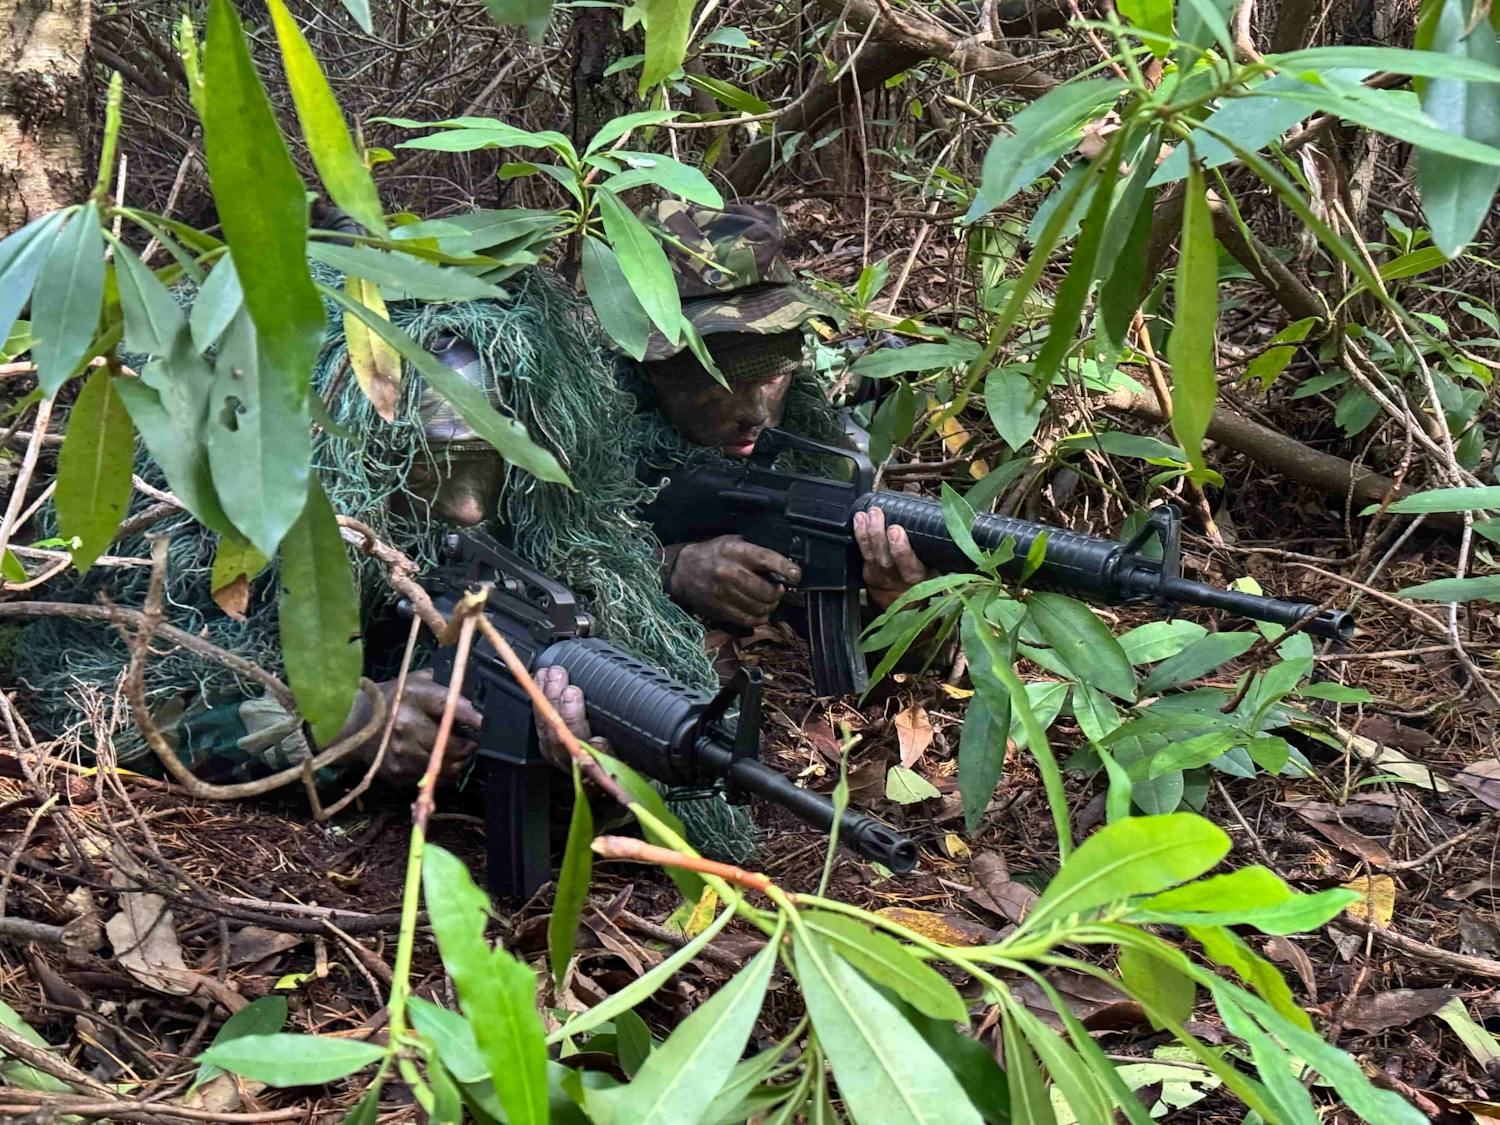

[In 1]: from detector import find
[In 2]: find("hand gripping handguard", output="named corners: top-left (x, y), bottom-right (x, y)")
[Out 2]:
top-left (422, 529), bottom-right (917, 900)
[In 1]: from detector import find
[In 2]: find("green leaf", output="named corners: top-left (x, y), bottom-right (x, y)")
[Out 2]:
top-left (1386, 484), bottom-right (1500, 513)
top-left (0, 210), bottom-right (69, 352)
top-left (1132, 868), bottom-right (1357, 935)
top-left (589, 928), bottom-right (778, 1125)
top-left (1118, 943), bottom-right (1194, 1028)
top-left (190, 253), bottom-right (244, 351)
top-left (800, 912), bottom-right (967, 1023)
top-left (193, 996), bottom-right (287, 1089)
top-left (639, 0), bottom-right (695, 94)
top-left (55, 368), bottom-right (134, 572)
top-left (1167, 163), bottom-right (1217, 480)
top-left (307, 243), bottom-right (508, 301)
top-left (0, 997), bottom-right (75, 1093)
top-left (940, 483), bottom-right (986, 569)
top-left (1378, 245), bottom-right (1452, 281)
top-left (584, 110), bottom-right (681, 155)
top-left (1145, 730), bottom-right (1236, 776)
top-left (685, 73), bottom-right (772, 115)
top-left (967, 80), bottom-right (1127, 221)
top-left (985, 366), bottom-right (1045, 451)
top-left (1294, 682), bottom-right (1372, 703)
top-left (581, 235), bottom-right (652, 360)
top-left (483, 0), bottom-right (552, 41)
top-left (108, 238), bottom-right (184, 357)
top-left (851, 340), bottom-right (981, 379)
top-left (1397, 574), bottom-right (1500, 602)
top-left (867, 379), bottom-right (915, 466)
top-left (1026, 593), bottom-right (1137, 700)
top-left (958, 694), bottom-right (1005, 832)
top-left (332, 0), bottom-right (372, 32)
top-left (605, 152), bottom-right (724, 207)
top-left (423, 845), bottom-right (549, 1125)
top-left (1117, 0), bottom-right (1172, 49)
top-left (1269, 44), bottom-right (1500, 83)
top-left (268, 0), bottom-right (387, 235)
top-left (208, 311), bottom-right (313, 557)
top-left (1002, 1008), bottom-right (1053, 1122)
top-left (1189, 926), bottom-right (1308, 1031)
top-left (885, 765), bottom-right (940, 804)
top-left (388, 122), bottom-right (575, 156)
top-left (1024, 813), bottom-right (1229, 932)
top-left (1140, 631), bottom-right (1258, 693)
top-left (596, 188), bottom-right (682, 347)
top-left (31, 202), bottom-right (104, 395)
top-left (204, 0), bottom-right (324, 405)
top-left (325, 284), bottom-right (571, 487)
top-left (197, 1033), bottom-right (383, 1086)
top-left (409, 997), bottom-right (489, 1084)
top-left (1177, 0), bottom-right (1234, 53)
top-left (795, 931), bottom-right (983, 1125)
top-left (115, 328), bottom-right (236, 537)
top-left (277, 477), bottom-right (359, 745)
top-left (1118, 619), bottom-right (1207, 665)
top-left (1096, 181), bottom-right (1158, 356)
top-left (1007, 1001), bottom-right (1112, 1125)
top-left (549, 765), bottom-right (594, 986)
top-left (1210, 987), bottom-right (1320, 1125)
top-left (1, 550), bottom-right (26, 585)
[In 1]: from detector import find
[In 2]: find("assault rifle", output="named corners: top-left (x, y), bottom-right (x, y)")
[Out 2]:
top-left (423, 529), bottom-right (917, 900)
top-left (642, 429), bottom-right (1356, 697)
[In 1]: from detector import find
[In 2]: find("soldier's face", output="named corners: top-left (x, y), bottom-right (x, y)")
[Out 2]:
top-left (401, 448), bottom-right (505, 526)
top-left (649, 369), bottom-right (793, 457)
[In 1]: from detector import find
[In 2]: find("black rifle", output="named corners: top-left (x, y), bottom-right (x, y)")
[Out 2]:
top-left (643, 429), bottom-right (1356, 697)
top-left (423, 529), bottom-right (917, 900)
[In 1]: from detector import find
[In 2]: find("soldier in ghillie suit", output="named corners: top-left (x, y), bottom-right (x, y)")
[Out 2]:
top-left (539, 203), bottom-right (932, 745)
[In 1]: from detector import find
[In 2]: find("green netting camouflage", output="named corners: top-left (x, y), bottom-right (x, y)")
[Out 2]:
top-left (11, 268), bottom-right (757, 859)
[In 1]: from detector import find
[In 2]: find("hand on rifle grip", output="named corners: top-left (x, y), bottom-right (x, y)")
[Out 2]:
top-left (853, 507), bottom-right (930, 609)
top-left (666, 535), bottom-right (802, 627)
top-left (345, 669), bottom-right (481, 785)
top-left (535, 665), bottom-right (610, 771)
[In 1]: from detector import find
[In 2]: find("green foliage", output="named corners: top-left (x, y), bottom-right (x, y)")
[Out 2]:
top-left (55, 368), bottom-right (133, 572)
top-left (549, 765), bottom-right (595, 985)
top-left (31, 204), bottom-right (104, 395)
top-left (198, 1033), bottom-right (384, 1085)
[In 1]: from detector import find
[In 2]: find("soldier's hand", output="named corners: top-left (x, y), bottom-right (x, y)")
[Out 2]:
top-left (535, 666), bottom-right (608, 770)
top-left (853, 507), bottom-right (930, 610)
top-left (668, 535), bottom-right (802, 627)
top-left (349, 669), bottom-right (482, 785)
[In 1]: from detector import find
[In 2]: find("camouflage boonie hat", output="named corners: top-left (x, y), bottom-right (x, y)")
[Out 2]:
top-left (639, 201), bottom-right (839, 361)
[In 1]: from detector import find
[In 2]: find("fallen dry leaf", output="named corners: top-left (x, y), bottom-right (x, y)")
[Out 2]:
top-left (1341, 874), bottom-right (1397, 927)
top-left (1456, 761), bottom-right (1500, 811)
top-left (1298, 816), bottom-right (1392, 867)
top-left (969, 852), bottom-right (1039, 925)
top-left (894, 704), bottom-right (934, 768)
top-left (1459, 910), bottom-right (1500, 956)
top-left (1264, 936), bottom-right (1318, 1001)
top-left (1339, 987), bottom-right (1457, 1033)
top-left (875, 907), bottom-right (994, 946)
top-left (1453, 877), bottom-right (1500, 902)
top-left (227, 926), bottom-right (303, 967)
top-left (105, 893), bottom-right (244, 1011)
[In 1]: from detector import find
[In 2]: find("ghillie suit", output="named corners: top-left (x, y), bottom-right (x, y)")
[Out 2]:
top-left (11, 268), bottom-right (756, 859)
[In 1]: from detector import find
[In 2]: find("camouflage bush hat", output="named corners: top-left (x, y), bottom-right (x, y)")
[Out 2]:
top-left (639, 201), bottom-right (840, 361)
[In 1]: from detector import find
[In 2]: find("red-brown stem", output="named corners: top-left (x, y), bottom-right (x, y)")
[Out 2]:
top-left (591, 836), bottom-right (773, 893)
top-left (412, 606), bottom-right (479, 833)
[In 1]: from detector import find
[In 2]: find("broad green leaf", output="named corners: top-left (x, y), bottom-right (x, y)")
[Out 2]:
top-left (851, 340), bottom-right (981, 378)
top-left (1386, 484), bottom-right (1500, 513)
top-left (1026, 593), bottom-right (1136, 700)
top-left (795, 931), bottom-right (983, 1125)
top-left (1167, 164), bottom-right (1217, 479)
top-left (584, 110), bottom-right (681, 155)
top-left (867, 379), bottom-right (915, 466)
top-left (1118, 619), bottom-right (1207, 665)
top-left (0, 210), bottom-right (69, 350)
top-left (277, 477), bottom-right (359, 745)
top-left (197, 1033), bottom-right (383, 1085)
top-left (409, 997), bottom-right (489, 1083)
top-left (268, 0), bottom-right (387, 235)
top-left (886, 765), bottom-right (940, 803)
top-left (1008, 1001), bottom-right (1112, 1125)
top-left (193, 996), bottom-right (287, 1089)
top-left (1266, 78), bottom-right (1500, 166)
top-left (639, 0), bottom-right (695, 94)
top-left (1056, 430), bottom-right (1186, 462)
top-left (596, 188), bottom-right (681, 346)
top-left (390, 124), bottom-right (576, 156)
top-left (308, 242), bottom-right (507, 301)
top-left (1117, 0), bottom-right (1172, 50)
top-left (31, 202), bottom-right (104, 395)
top-left (55, 368), bottom-right (133, 572)
top-left (1177, 0), bottom-right (1234, 53)
top-left (685, 73), bottom-right (772, 115)
top-left (1118, 943), bottom-right (1194, 1028)
top-left (0, 997), bottom-right (74, 1093)
top-left (549, 765), bottom-right (594, 986)
top-left (1132, 868), bottom-right (1357, 935)
top-left (1188, 926), bottom-right (1308, 1031)
top-left (0, 551), bottom-right (26, 585)
top-left (1245, 316), bottom-right (1319, 387)
top-left (326, 284), bottom-right (571, 487)
top-left (1095, 146), bottom-right (1159, 357)
top-left (204, 0), bottom-right (324, 405)
top-left (483, 0), bottom-right (552, 41)
top-left (1294, 682), bottom-right (1372, 703)
top-left (606, 152), bottom-right (724, 207)
top-left (589, 930), bottom-right (778, 1124)
top-left (967, 80), bottom-right (1127, 221)
top-left (801, 912), bottom-right (967, 1023)
top-left (208, 311), bottom-right (312, 557)
top-left (940, 483), bottom-right (986, 569)
top-left (1397, 574), bottom-right (1500, 602)
top-left (1210, 987), bottom-right (1320, 1124)
top-left (1007, 680), bottom-right (1070, 749)
top-left (959, 602), bottom-right (1014, 818)
top-left (190, 252), bottom-right (244, 351)
top-left (1024, 813), bottom-right (1229, 932)
top-left (581, 235), bottom-right (652, 361)
top-left (1072, 682), bottom-right (1122, 745)
top-left (423, 845), bottom-right (549, 1125)
top-left (333, 0), bottom-right (372, 32)
top-left (116, 328), bottom-right (236, 536)
top-left (985, 366), bottom-right (1044, 451)
top-left (1140, 631), bottom-right (1258, 694)
top-left (1270, 44), bottom-right (1500, 83)
top-left (958, 694), bottom-right (1004, 832)
top-left (108, 238), bottom-right (184, 357)
top-left (1002, 1009), bottom-right (1053, 1122)
top-left (1146, 731), bottom-right (1237, 776)
top-left (1378, 245), bottom-right (1451, 281)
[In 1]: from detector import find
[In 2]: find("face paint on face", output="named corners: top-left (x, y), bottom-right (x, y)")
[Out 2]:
top-left (398, 447), bottom-right (505, 527)
top-left (649, 369), bottom-right (793, 456)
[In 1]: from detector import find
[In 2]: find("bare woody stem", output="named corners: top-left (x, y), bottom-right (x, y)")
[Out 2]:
top-left (591, 836), bottom-right (774, 894)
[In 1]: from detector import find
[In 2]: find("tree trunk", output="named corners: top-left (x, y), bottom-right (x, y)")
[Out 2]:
top-left (0, 0), bottom-right (92, 233)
